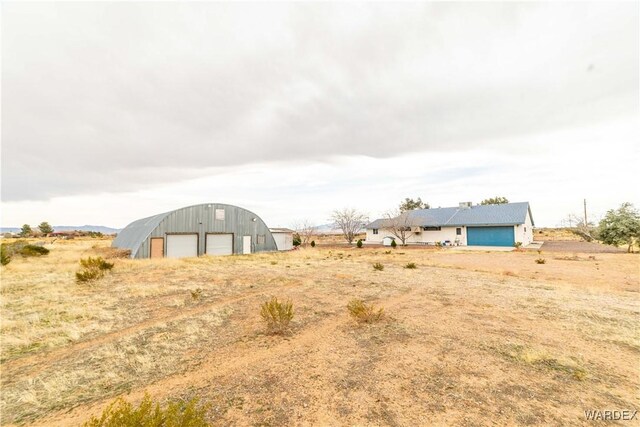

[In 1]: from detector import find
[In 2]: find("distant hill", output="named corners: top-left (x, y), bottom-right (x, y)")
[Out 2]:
top-left (1, 225), bottom-right (121, 234)
top-left (314, 223), bottom-right (344, 235)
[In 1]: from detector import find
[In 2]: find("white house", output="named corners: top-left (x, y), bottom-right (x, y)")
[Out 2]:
top-left (365, 202), bottom-right (534, 247)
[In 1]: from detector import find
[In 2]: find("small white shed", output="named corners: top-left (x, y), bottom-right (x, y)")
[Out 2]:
top-left (382, 236), bottom-right (396, 246)
top-left (269, 228), bottom-right (294, 251)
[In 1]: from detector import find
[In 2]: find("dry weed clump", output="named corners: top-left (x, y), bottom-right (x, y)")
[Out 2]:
top-left (404, 262), bottom-right (417, 269)
top-left (190, 288), bottom-right (203, 301)
top-left (535, 258), bottom-right (546, 264)
top-left (83, 392), bottom-right (210, 427)
top-left (497, 343), bottom-right (587, 381)
top-left (92, 246), bottom-right (132, 259)
top-left (260, 297), bottom-right (294, 334)
top-left (347, 299), bottom-right (384, 323)
top-left (373, 262), bottom-right (384, 271)
top-left (76, 257), bottom-right (114, 283)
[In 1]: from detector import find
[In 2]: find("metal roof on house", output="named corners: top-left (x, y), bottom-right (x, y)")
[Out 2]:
top-left (367, 202), bottom-right (533, 229)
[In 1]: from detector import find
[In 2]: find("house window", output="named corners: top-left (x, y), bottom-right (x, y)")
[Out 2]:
top-left (215, 209), bottom-right (225, 220)
top-left (257, 235), bottom-right (265, 245)
top-left (423, 226), bottom-right (441, 231)
top-left (456, 227), bottom-right (462, 235)
top-left (524, 227), bottom-right (527, 232)
top-left (372, 229), bottom-right (379, 235)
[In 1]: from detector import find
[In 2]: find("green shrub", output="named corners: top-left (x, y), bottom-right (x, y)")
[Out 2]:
top-left (83, 392), bottom-right (210, 427)
top-left (356, 239), bottom-right (363, 248)
top-left (76, 257), bottom-right (114, 283)
top-left (20, 244), bottom-right (50, 256)
top-left (390, 240), bottom-right (397, 248)
top-left (1, 241), bottom-right (50, 264)
top-left (260, 297), bottom-right (294, 334)
top-left (404, 262), bottom-right (417, 269)
top-left (1, 244), bottom-right (11, 266)
top-left (310, 240), bottom-right (316, 247)
top-left (535, 258), bottom-right (546, 264)
top-left (373, 262), bottom-right (384, 271)
top-left (514, 241), bottom-right (523, 249)
top-left (347, 299), bottom-right (384, 323)
top-left (292, 233), bottom-right (301, 247)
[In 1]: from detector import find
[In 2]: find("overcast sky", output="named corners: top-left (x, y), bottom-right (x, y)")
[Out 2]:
top-left (1, 2), bottom-right (638, 229)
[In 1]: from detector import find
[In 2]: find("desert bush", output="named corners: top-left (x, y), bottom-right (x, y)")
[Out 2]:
top-left (373, 262), bottom-right (384, 271)
top-left (83, 392), bottom-right (210, 427)
top-left (514, 241), bottom-right (523, 249)
top-left (384, 250), bottom-right (392, 255)
top-left (404, 262), bottom-right (417, 269)
top-left (310, 240), bottom-right (316, 247)
top-left (390, 239), bottom-right (397, 248)
top-left (190, 288), bottom-right (203, 301)
top-left (535, 258), bottom-right (546, 264)
top-left (260, 297), bottom-right (294, 334)
top-left (356, 239), bottom-right (363, 248)
top-left (1, 241), bottom-right (49, 264)
top-left (76, 256), bottom-right (114, 283)
top-left (347, 299), bottom-right (384, 323)
top-left (92, 247), bottom-right (131, 259)
top-left (1, 245), bottom-right (11, 266)
top-left (20, 244), bottom-right (50, 256)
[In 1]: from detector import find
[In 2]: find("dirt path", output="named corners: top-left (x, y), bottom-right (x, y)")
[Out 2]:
top-left (3, 280), bottom-right (303, 379)
top-left (29, 286), bottom-right (419, 427)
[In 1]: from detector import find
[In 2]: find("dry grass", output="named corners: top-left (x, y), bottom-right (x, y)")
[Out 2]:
top-left (1, 238), bottom-right (638, 426)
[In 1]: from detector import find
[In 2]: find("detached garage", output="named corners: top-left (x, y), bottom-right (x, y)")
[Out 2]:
top-left (113, 203), bottom-right (278, 259)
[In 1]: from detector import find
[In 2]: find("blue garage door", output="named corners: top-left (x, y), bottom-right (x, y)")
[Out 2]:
top-left (467, 226), bottom-right (514, 247)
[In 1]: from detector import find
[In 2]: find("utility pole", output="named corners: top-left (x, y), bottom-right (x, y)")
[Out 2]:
top-left (584, 199), bottom-right (588, 227)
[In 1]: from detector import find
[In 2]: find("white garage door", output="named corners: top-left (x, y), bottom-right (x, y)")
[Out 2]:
top-left (206, 233), bottom-right (233, 256)
top-left (166, 234), bottom-right (198, 258)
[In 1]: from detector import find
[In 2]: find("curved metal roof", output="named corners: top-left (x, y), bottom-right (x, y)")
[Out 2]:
top-left (112, 203), bottom-right (272, 258)
top-left (112, 211), bottom-right (171, 258)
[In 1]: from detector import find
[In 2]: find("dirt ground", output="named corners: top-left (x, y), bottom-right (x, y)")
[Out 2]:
top-left (1, 238), bottom-right (638, 426)
top-left (540, 240), bottom-right (627, 253)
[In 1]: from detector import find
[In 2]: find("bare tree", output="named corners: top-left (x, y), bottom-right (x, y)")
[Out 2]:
top-left (331, 208), bottom-right (368, 244)
top-left (293, 220), bottom-right (317, 247)
top-left (560, 213), bottom-right (596, 241)
top-left (383, 209), bottom-right (414, 245)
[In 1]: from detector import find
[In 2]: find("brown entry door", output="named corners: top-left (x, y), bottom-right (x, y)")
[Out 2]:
top-left (150, 238), bottom-right (164, 258)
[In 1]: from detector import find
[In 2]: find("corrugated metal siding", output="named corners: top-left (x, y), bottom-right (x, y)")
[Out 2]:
top-left (113, 203), bottom-right (278, 259)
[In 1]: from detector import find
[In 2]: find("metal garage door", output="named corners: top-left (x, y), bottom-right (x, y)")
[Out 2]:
top-left (166, 234), bottom-right (198, 258)
top-left (467, 226), bottom-right (515, 247)
top-left (206, 233), bottom-right (233, 256)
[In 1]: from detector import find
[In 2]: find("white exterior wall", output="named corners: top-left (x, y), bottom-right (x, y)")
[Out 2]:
top-left (514, 211), bottom-right (534, 245)
top-left (366, 227), bottom-right (465, 245)
top-left (272, 232), bottom-right (293, 251)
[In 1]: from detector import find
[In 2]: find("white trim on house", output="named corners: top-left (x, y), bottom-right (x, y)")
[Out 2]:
top-left (365, 202), bottom-right (534, 247)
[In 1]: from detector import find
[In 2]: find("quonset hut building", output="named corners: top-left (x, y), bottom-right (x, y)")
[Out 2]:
top-left (113, 203), bottom-right (279, 259)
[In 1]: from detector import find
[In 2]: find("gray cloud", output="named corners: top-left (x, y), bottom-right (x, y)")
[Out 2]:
top-left (2, 2), bottom-right (638, 201)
